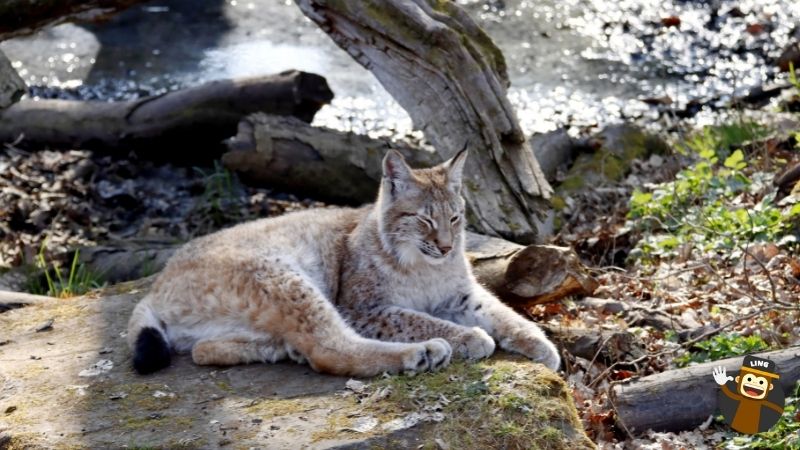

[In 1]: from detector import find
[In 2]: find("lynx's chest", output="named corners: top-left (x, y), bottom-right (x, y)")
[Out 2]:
top-left (380, 261), bottom-right (470, 312)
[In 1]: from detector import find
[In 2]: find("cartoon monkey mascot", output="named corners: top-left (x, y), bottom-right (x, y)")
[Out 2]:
top-left (713, 355), bottom-right (784, 434)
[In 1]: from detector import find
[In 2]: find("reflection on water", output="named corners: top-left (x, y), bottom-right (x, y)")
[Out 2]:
top-left (200, 41), bottom-right (328, 80)
top-left (1, 0), bottom-right (798, 135)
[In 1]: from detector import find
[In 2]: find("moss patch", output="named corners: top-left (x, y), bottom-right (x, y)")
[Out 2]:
top-left (244, 396), bottom-right (324, 420)
top-left (314, 355), bottom-right (594, 449)
top-left (556, 125), bottom-right (668, 197)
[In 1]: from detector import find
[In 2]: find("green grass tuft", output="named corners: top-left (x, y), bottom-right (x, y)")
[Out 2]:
top-left (27, 243), bottom-right (103, 298)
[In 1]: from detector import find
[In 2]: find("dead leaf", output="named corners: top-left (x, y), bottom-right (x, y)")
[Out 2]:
top-left (660, 16), bottom-right (681, 27)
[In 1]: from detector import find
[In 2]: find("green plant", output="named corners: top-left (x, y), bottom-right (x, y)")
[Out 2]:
top-left (627, 122), bottom-right (799, 264)
top-left (192, 161), bottom-right (248, 228)
top-left (28, 244), bottom-right (103, 298)
top-left (680, 121), bottom-right (767, 158)
top-left (790, 62), bottom-right (800, 92)
top-left (674, 333), bottom-right (770, 367)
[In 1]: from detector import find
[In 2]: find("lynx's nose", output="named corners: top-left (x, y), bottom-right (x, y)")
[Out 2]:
top-left (437, 244), bottom-right (452, 255)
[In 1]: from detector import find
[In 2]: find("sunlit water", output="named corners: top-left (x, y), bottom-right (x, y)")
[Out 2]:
top-left (2, 0), bottom-right (798, 136)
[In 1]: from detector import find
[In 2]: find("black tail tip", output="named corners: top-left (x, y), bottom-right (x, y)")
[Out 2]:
top-left (133, 327), bottom-right (171, 375)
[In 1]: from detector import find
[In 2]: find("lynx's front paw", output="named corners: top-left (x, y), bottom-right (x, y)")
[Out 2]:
top-left (452, 327), bottom-right (495, 360)
top-left (501, 334), bottom-right (561, 371)
top-left (402, 338), bottom-right (452, 373)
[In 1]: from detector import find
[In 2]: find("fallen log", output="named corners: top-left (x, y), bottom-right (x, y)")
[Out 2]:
top-left (224, 114), bottom-right (439, 204)
top-left (0, 70), bottom-right (333, 159)
top-left (465, 233), bottom-right (598, 306)
top-left (0, 0), bottom-right (148, 41)
top-left (610, 347), bottom-right (800, 433)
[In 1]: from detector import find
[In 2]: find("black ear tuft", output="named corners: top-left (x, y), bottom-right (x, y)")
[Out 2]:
top-left (133, 327), bottom-right (171, 375)
top-left (382, 150), bottom-right (414, 197)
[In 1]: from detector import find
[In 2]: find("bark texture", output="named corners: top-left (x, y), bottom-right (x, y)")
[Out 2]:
top-left (0, 50), bottom-right (25, 109)
top-left (295, 0), bottom-right (553, 243)
top-left (224, 114), bottom-right (439, 204)
top-left (0, 0), bottom-right (148, 41)
top-left (0, 71), bottom-right (333, 158)
top-left (611, 347), bottom-right (800, 433)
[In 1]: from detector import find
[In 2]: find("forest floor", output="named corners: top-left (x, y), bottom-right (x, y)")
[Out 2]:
top-left (548, 114), bottom-right (800, 448)
top-left (2, 100), bottom-right (800, 449)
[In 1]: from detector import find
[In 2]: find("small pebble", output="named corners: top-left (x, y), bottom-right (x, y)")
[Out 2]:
top-left (34, 319), bottom-right (54, 333)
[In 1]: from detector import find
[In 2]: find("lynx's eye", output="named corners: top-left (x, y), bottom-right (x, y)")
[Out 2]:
top-left (450, 214), bottom-right (460, 224)
top-left (417, 215), bottom-right (435, 229)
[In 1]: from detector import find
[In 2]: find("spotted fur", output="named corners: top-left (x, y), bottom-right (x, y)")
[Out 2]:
top-left (127, 150), bottom-right (560, 376)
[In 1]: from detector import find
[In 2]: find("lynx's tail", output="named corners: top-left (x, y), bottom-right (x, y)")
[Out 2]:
top-left (127, 298), bottom-right (171, 374)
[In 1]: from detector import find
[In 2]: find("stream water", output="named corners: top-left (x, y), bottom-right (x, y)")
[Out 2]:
top-left (2, 0), bottom-right (799, 136)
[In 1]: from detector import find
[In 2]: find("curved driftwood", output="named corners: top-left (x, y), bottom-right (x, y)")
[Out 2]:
top-left (295, 0), bottom-right (553, 243)
top-left (0, 70), bottom-right (333, 159)
top-left (611, 347), bottom-right (800, 433)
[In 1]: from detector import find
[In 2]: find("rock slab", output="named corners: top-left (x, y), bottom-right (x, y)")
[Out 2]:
top-left (0, 281), bottom-right (594, 449)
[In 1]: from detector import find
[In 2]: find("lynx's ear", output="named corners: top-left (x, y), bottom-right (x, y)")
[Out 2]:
top-left (444, 148), bottom-right (468, 191)
top-left (382, 150), bottom-right (415, 197)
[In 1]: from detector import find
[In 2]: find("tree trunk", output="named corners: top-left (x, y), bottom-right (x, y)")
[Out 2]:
top-left (0, 71), bottom-right (333, 160)
top-left (294, 0), bottom-right (553, 243)
top-left (0, 50), bottom-right (25, 109)
top-left (0, 0), bottom-right (148, 41)
top-left (610, 347), bottom-right (800, 433)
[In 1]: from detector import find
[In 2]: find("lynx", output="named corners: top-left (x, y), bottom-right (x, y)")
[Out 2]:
top-left (128, 150), bottom-right (560, 376)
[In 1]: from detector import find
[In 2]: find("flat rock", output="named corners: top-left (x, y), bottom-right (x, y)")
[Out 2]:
top-left (0, 281), bottom-right (594, 449)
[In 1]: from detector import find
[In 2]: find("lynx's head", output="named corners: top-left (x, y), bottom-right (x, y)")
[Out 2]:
top-left (377, 149), bottom-right (468, 266)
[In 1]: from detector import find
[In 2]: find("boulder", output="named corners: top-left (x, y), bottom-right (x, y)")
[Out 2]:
top-left (552, 123), bottom-right (669, 206)
top-left (530, 128), bottom-right (577, 181)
